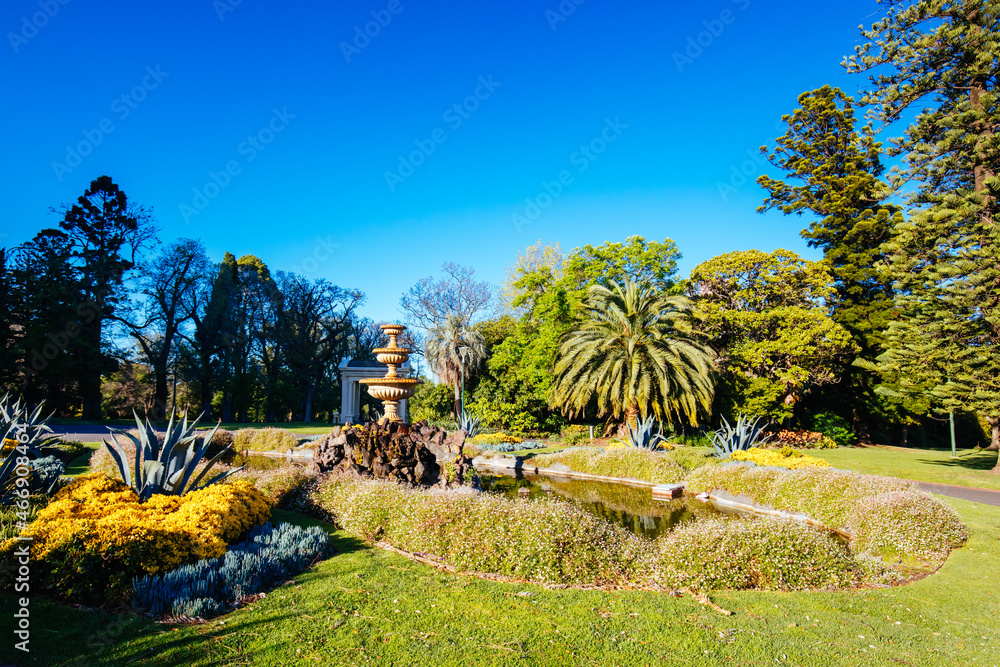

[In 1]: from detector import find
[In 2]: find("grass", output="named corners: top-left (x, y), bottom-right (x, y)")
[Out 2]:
top-left (1, 497), bottom-right (997, 666)
top-left (814, 445), bottom-right (1000, 492)
top-left (63, 442), bottom-right (100, 476)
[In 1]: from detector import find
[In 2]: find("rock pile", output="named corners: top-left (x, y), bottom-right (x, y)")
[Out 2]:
top-left (310, 420), bottom-right (475, 487)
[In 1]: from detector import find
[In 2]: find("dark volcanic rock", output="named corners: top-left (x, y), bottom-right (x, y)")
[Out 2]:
top-left (310, 419), bottom-right (473, 487)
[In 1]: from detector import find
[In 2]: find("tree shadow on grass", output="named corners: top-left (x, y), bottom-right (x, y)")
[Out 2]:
top-left (918, 449), bottom-right (998, 472)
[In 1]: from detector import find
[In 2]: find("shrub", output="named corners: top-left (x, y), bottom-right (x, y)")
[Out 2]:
top-left (208, 429), bottom-right (235, 452)
top-left (229, 465), bottom-right (317, 506)
top-left (25, 456), bottom-right (66, 492)
top-left (45, 440), bottom-right (91, 464)
top-left (312, 477), bottom-right (895, 591)
top-left (233, 427), bottom-right (299, 453)
top-left (654, 517), bottom-right (856, 591)
top-left (730, 447), bottom-right (830, 470)
top-left (315, 478), bottom-right (648, 586)
top-left (133, 521), bottom-right (332, 618)
top-left (472, 432), bottom-right (524, 446)
top-left (0, 474), bottom-right (271, 603)
top-left (775, 430), bottom-right (837, 449)
top-left (532, 447), bottom-right (686, 484)
top-left (561, 425), bottom-right (592, 445)
top-left (811, 412), bottom-right (856, 447)
top-left (685, 465), bottom-right (968, 560)
top-left (849, 490), bottom-right (968, 559)
top-left (475, 441), bottom-right (547, 453)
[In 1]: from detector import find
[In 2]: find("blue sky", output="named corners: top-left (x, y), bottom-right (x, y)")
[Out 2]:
top-left (1, 0), bottom-right (882, 320)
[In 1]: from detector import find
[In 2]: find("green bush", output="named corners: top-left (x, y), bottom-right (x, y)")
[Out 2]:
top-left (685, 464), bottom-right (968, 560)
top-left (409, 382), bottom-right (454, 423)
top-left (561, 425), bottom-right (592, 445)
top-left (532, 447), bottom-right (690, 484)
top-left (316, 478), bottom-right (647, 586)
top-left (654, 517), bottom-right (859, 591)
top-left (811, 412), bottom-right (856, 447)
top-left (233, 428), bottom-right (298, 453)
top-left (311, 477), bottom-right (895, 591)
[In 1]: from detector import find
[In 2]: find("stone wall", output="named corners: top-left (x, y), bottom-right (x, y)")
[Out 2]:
top-left (310, 420), bottom-right (474, 487)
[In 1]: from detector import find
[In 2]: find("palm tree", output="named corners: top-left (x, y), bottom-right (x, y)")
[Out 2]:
top-left (425, 313), bottom-right (486, 417)
top-left (551, 279), bottom-right (715, 427)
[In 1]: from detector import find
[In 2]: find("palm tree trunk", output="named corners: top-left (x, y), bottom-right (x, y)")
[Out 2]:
top-left (453, 383), bottom-right (461, 419)
top-left (625, 404), bottom-right (640, 430)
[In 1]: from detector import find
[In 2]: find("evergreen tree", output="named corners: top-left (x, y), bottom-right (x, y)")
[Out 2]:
top-left (758, 86), bottom-right (903, 437)
top-left (52, 176), bottom-right (156, 418)
top-left (846, 0), bottom-right (1000, 463)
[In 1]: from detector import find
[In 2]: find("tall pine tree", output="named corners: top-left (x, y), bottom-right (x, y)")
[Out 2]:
top-left (758, 86), bottom-right (904, 439)
top-left (846, 1), bottom-right (1000, 464)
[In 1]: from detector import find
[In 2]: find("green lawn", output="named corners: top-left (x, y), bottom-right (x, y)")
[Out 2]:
top-left (2, 499), bottom-right (997, 666)
top-left (814, 445), bottom-right (1000, 491)
top-left (63, 442), bottom-right (101, 476)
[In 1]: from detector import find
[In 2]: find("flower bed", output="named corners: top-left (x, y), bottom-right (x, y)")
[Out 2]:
top-left (686, 464), bottom-right (968, 559)
top-left (730, 447), bottom-right (830, 470)
top-left (311, 477), bottom-right (894, 591)
top-left (233, 427), bottom-right (299, 453)
top-left (0, 474), bottom-right (271, 603)
top-left (133, 521), bottom-right (332, 619)
top-left (530, 447), bottom-right (703, 484)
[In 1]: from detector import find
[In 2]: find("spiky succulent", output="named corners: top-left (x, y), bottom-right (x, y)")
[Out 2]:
top-left (623, 415), bottom-right (671, 450)
top-left (0, 395), bottom-right (57, 505)
top-left (709, 414), bottom-right (772, 458)
top-left (103, 411), bottom-right (242, 502)
top-left (458, 409), bottom-right (482, 438)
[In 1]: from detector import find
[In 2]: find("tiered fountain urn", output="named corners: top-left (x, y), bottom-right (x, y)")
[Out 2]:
top-left (360, 324), bottom-right (423, 423)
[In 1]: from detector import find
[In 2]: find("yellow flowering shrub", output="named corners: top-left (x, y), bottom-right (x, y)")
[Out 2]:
top-left (731, 447), bottom-right (830, 470)
top-left (472, 432), bottom-right (523, 446)
top-left (0, 474), bottom-right (270, 603)
top-left (605, 440), bottom-right (674, 452)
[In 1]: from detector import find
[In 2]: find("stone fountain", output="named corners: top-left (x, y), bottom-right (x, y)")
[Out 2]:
top-left (360, 324), bottom-right (423, 422)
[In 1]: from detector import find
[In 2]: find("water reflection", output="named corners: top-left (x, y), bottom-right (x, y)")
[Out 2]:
top-left (478, 471), bottom-right (722, 540)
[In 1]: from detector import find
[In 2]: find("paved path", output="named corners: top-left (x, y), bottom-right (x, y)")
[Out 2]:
top-left (48, 425), bottom-right (115, 443)
top-left (917, 481), bottom-right (1000, 507)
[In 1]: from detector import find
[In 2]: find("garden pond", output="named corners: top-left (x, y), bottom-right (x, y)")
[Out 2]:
top-left (477, 471), bottom-right (725, 540)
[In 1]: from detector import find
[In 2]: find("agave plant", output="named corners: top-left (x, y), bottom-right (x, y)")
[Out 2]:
top-left (458, 409), bottom-right (482, 439)
top-left (103, 411), bottom-right (242, 502)
top-left (623, 415), bottom-right (671, 450)
top-left (709, 414), bottom-right (772, 458)
top-left (0, 395), bottom-right (57, 505)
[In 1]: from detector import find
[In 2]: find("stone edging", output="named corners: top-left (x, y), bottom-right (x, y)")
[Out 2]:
top-left (474, 455), bottom-right (852, 541)
top-left (473, 455), bottom-right (656, 489)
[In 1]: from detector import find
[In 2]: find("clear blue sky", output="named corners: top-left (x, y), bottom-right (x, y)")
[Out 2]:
top-left (1, 0), bottom-right (881, 320)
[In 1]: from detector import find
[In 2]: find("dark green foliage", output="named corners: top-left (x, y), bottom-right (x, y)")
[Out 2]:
top-left (132, 522), bottom-right (332, 618)
top-left (758, 86), bottom-right (902, 435)
top-left (811, 412), bottom-right (857, 448)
